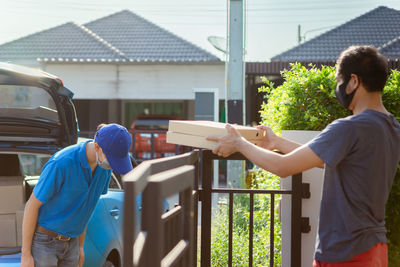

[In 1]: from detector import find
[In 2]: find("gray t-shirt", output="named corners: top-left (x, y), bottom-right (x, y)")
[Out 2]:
top-left (308, 109), bottom-right (400, 262)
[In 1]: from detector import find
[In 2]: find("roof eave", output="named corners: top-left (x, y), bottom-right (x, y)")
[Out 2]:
top-left (36, 58), bottom-right (223, 65)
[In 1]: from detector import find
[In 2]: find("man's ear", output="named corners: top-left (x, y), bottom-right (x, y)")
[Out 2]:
top-left (347, 74), bottom-right (360, 94)
top-left (94, 143), bottom-right (101, 152)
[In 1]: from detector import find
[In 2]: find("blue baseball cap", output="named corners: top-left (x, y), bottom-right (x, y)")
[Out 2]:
top-left (95, 124), bottom-right (133, 174)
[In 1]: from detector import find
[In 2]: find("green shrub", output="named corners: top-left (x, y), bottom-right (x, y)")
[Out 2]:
top-left (259, 63), bottom-right (400, 265)
top-left (259, 63), bottom-right (350, 132)
top-left (383, 70), bottom-right (400, 267)
top-left (383, 70), bottom-right (400, 122)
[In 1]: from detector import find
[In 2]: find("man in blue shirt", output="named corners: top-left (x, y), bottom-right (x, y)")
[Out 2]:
top-left (208, 46), bottom-right (400, 266)
top-left (21, 123), bottom-right (133, 267)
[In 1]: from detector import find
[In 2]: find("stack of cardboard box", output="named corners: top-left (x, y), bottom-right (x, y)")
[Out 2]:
top-left (166, 120), bottom-right (263, 150)
top-left (0, 176), bottom-right (25, 247)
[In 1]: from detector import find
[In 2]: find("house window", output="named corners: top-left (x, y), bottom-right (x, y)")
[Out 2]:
top-left (124, 101), bottom-right (184, 126)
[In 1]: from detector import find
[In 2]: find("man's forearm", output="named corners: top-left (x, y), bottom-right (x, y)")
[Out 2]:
top-left (21, 196), bottom-right (41, 256)
top-left (209, 124), bottom-right (324, 177)
top-left (273, 135), bottom-right (303, 154)
top-left (78, 227), bottom-right (86, 267)
top-left (237, 137), bottom-right (323, 177)
top-left (238, 138), bottom-right (289, 176)
top-left (79, 227), bottom-right (87, 248)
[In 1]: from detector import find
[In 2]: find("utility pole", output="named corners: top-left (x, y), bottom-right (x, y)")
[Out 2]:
top-left (226, 0), bottom-right (246, 188)
top-left (298, 24), bottom-right (302, 44)
top-left (227, 0), bottom-right (245, 125)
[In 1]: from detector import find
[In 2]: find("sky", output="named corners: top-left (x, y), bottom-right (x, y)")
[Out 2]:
top-left (1, 0), bottom-right (400, 61)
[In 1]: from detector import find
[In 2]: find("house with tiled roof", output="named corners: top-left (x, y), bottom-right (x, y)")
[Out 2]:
top-left (0, 10), bottom-right (224, 132)
top-left (244, 6), bottom-right (400, 124)
top-left (272, 6), bottom-right (400, 62)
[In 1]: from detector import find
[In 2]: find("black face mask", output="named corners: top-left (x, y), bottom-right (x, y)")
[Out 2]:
top-left (335, 78), bottom-right (356, 109)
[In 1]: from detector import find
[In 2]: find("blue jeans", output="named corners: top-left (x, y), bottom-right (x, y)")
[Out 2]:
top-left (32, 231), bottom-right (79, 267)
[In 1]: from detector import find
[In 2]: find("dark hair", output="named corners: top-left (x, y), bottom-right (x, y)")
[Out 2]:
top-left (96, 123), bottom-right (107, 131)
top-left (94, 123), bottom-right (107, 140)
top-left (336, 45), bottom-right (389, 92)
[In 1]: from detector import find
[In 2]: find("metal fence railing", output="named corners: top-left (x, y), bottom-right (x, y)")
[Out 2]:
top-left (123, 151), bottom-right (199, 267)
top-left (200, 150), bottom-right (306, 267)
top-left (123, 149), bottom-right (307, 267)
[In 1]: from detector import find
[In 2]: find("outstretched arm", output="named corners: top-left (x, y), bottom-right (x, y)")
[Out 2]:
top-left (207, 124), bottom-right (324, 177)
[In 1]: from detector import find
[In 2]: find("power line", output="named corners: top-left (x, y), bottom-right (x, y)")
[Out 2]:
top-left (1, 0), bottom-right (398, 30)
top-left (5, 0), bottom-right (400, 13)
top-left (0, 4), bottom-right (388, 19)
top-left (11, 0), bottom-right (400, 8)
top-left (0, 9), bottom-right (371, 27)
top-left (160, 19), bottom-right (346, 26)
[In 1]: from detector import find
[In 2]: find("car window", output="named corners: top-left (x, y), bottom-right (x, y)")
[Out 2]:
top-left (0, 85), bottom-right (58, 123)
top-left (109, 173), bottom-right (122, 190)
top-left (19, 153), bottom-right (124, 191)
top-left (19, 154), bottom-right (51, 176)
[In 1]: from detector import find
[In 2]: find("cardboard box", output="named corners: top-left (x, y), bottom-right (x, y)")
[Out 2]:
top-left (0, 176), bottom-right (25, 214)
top-left (16, 210), bottom-right (24, 246)
top-left (0, 214), bottom-right (17, 247)
top-left (168, 120), bottom-right (263, 140)
top-left (167, 131), bottom-right (263, 150)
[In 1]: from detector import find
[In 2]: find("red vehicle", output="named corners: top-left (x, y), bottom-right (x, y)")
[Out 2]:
top-left (129, 115), bottom-right (180, 160)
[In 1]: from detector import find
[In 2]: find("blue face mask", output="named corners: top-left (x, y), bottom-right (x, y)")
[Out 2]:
top-left (96, 151), bottom-right (112, 170)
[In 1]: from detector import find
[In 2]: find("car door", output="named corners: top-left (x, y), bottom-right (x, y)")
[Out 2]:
top-left (100, 175), bottom-right (125, 246)
top-left (101, 174), bottom-right (144, 240)
top-left (84, 173), bottom-right (169, 267)
top-left (83, 175), bottom-right (123, 267)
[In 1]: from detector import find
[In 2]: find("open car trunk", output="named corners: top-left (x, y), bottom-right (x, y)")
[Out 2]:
top-left (0, 62), bottom-right (78, 152)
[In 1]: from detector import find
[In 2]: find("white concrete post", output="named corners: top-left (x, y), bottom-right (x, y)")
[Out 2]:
top-left (281, 130), bottom-right (324, 267)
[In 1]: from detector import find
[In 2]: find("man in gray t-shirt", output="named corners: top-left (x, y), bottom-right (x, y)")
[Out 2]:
top-left (308, 110), bottom-right (400, 263)
top-left (208, 46), bottom-right (400, 266)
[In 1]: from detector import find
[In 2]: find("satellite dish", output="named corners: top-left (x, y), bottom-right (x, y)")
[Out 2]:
top-left (207, 36), bottom-right (227, 54)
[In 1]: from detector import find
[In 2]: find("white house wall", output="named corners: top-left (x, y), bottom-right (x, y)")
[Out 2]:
top-left (44, 63), bottom-right (225, 100)
top-left (44, 64), bottom-right (118, 99)
top-left (119, 64), bottom-right (225, 100)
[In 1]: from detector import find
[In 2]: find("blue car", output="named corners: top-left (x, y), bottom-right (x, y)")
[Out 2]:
top-left (0, 63), bottom-right (167, 267)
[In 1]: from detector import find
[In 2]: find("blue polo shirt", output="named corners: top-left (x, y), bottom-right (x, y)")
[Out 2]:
top-left (33, 140), bottom-right (111, 238)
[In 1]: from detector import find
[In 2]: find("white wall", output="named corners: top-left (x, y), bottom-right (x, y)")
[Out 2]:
top-left (45, 63), bottom-right (225, 100)
top-left (281, 130), bottom-right (324, 267)
top-left (45, 64), bottom-right (119, 99)
top-left (119, 64), bottom-right (225, 100)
